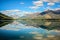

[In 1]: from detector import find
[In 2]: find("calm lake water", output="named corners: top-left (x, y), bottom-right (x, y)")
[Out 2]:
top-left (0, 20), bottom-right (60, 40)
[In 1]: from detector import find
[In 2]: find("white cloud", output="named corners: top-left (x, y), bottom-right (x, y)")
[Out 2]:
top-left (3, 9), bottom-right (20, 12)
top-left (23, 11), bottom-right (33, 14)
top-left (45, 7), bottom-right (60, 11)
top-left (0, 9), bottom-right (34, 18)
top-left (29, 6), bottom-right (39, 10)
top-left (0, 9), bottom-right (21, 14)
top-left (39, 0), bottom-right (60, 6)
top-left (41, 0), bottom-right (60, 3)
top-left (33, 1), bottom-right (43, 6)
top-left (29, 0), bottom-right (59, 10)
top-left (0, 9), bottom-right (22, 18)
top-left (29, 0), bottom-right (43, 10)
top-left (54, 8), bottom-right (60, 10)
top-left (48, 2), bottom-right (55, 6)
top-left (45, 2), bottom-right (56, 10)
top-left (20, 2), bottom-right (24, 4)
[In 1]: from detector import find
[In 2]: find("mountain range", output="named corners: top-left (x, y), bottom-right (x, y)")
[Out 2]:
top-left (20, 9), bottom-right (60, 30)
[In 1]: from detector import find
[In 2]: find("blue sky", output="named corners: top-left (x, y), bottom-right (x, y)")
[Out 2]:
top-left (0, 0), bottom-right (60, 12)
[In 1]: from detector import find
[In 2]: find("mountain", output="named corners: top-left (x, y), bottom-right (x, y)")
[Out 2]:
top-left (20, 9), bottom-right (60, 30)
top-left (0, 13), bottom-right (13, 27)
top-left (40, 9), bottom-right (60, 19)
top-left (22, 9), bottom-right (60, 19)
top-left (40, 9), bottom-right (60, 15)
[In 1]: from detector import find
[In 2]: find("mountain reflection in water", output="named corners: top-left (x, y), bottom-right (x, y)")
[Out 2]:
top-left (17, 19), bottom-right (60, 30)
